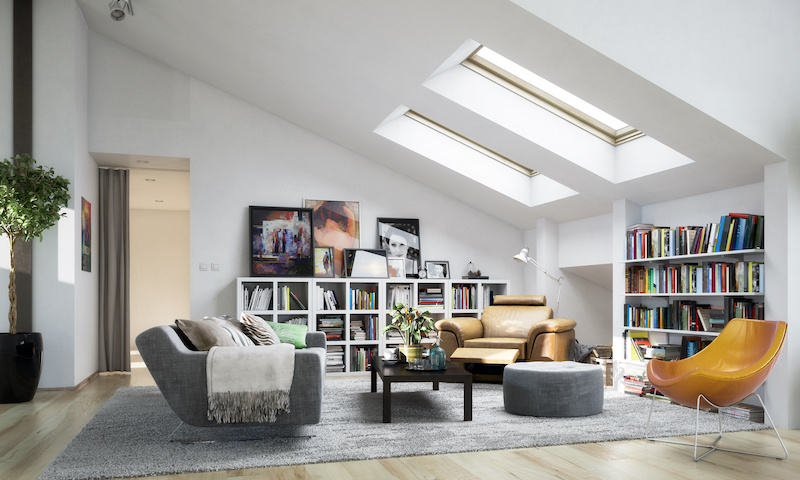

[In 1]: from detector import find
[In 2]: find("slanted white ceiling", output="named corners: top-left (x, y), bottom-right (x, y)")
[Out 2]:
top-left (76, 0), bottom-right (787, 229)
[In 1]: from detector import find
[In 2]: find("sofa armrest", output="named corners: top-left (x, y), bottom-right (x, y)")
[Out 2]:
top-left (435, 317), bottom-right (484, 345)
top-left (305, 331), bottom-right (327, 349)
top-left (525, 318), bottom-right (577, 359)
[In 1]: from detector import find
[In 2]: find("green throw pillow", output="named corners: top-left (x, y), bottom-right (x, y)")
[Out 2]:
top-left (265, 321), bottom-right (307, 348)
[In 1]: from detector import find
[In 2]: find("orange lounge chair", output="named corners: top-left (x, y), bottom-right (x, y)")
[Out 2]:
top-left (645, 318), bottom-right (788, 461)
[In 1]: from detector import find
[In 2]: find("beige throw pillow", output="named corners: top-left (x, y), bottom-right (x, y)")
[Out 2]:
top-left (175, 319), bottom-right (238, 351)
top-left (240, 313), bottom-right (280, 346)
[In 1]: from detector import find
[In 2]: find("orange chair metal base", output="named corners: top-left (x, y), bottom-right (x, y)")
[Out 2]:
top-left (645, 392), bottom-right (788, 462)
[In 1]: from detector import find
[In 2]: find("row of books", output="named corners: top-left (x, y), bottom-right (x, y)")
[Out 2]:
top-left (626, 261), bottom-right (764, 294)
top-left (387, 285), bottom-right (412, 309)
top-left (350, 315), bottom-right (379, 341)
top-left (276, 286), bottom-right (306, 310)
top-left (350, 288), bottom-right (378, 310)
top-left (242, 285), bottom-right (272, 311)
top-left (626, 213), bottom-right (764, 260)
top-left (314, 286), bottom-right (341, 310)
top-left (624, 299), bottom-right (764, 331)
top-left (351, 347), bottom-right (375, 372)
top-left (326, 345), bottom-right (344, 373)
top-left (452, 284), bottom-right (478, 309)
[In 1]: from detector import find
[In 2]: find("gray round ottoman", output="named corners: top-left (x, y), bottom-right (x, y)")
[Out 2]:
top-left (503, 361), bottom-right (604, 417)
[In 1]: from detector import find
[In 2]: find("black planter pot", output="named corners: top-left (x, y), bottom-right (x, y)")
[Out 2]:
top-left (0, 332), bottom-right (43, 403)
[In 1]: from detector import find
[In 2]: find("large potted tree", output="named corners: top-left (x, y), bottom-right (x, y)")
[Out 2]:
top-left (0, 154), bottom-right (70, 403)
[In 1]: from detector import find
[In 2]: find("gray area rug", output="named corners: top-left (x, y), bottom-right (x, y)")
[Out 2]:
top-left (40, 377), bottom-right (767, 479)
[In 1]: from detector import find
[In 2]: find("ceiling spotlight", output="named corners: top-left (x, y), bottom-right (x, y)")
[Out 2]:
top-left (109, 0), bottom-right (133, 21)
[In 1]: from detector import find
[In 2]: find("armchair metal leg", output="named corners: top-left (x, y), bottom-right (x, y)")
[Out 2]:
top-left (645, 392), bottom-right (787, 462)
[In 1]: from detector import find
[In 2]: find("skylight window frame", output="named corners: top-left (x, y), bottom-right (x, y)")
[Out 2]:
top-left (461, 47), bottom-right (644, 146)
top-left (403, 110), bottom-right (538, 177)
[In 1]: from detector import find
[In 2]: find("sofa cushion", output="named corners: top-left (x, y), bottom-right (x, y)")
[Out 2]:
top-left (208, 316), bottom-right (255, 346)
top-left (266, 321), bottom-right (308, 349)
top-left (240, 313), bottom-right (280, 346)
top-left (464, 337), bottom-right (527, 358)
top-left (174, 319), bottom-right (238, 351)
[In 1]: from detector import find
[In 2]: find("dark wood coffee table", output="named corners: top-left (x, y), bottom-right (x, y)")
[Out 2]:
top-left (370, 356), bottom-right (473, 423)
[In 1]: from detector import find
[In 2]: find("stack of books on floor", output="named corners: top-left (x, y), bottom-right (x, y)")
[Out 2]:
top-left (326, 345), bottom-right (344, 373)
top-left (317, 316), bottom-right (344, 341)
top-left (620, 362), bottom-right (653, 396)
top-left (720, 403), bottom-right (765, 423)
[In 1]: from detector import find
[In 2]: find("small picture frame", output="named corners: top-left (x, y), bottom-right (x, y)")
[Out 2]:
top-left (344, 249), bottom-right (389, 278)
top-left (387, 257), bottom-right (406, 278)
top-left (377, 218), bottom-right (420, 278)
top-left (314, 246), bottom-right (334, 278)
top-left (425, 261), bottom-right (450, 279)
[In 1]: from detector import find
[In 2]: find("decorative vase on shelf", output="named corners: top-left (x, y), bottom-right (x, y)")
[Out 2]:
top-left (430, 337), bottom-right (447, 370)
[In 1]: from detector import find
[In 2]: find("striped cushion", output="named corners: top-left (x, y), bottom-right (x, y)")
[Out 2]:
top-left (240, 313), bottom-right (280, 346)
top-left (208, 316), bottom-right (255, 346)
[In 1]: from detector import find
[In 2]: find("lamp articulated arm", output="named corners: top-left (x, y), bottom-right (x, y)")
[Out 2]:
top-left (513, 247), bottom-right (564, 317)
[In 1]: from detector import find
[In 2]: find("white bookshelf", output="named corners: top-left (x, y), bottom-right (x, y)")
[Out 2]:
top-left (236, 277), bottom-right (509, 375)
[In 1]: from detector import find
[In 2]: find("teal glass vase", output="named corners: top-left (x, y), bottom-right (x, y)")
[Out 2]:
top-left (430, 340), bottom-right (446, 370)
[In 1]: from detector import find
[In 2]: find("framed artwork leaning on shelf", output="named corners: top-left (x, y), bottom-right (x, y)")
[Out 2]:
top-left (249, 206), bottom-right (314, 277)
top-left (425, 260), bottom-right (450, 279)
top-left (305, 199), bottom-right (360, 277)
top-left (344, 248), bottom-right (389, 278)
top-left (387, 257), bottom-right (406, 278)
top-left (314, 246), bottom-right (334, 278)
top-left (377, 217), bottom-right (420, 278)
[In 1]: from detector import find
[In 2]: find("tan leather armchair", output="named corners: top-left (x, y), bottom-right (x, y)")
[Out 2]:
top-left (434, 295), bottom-right (576, 362)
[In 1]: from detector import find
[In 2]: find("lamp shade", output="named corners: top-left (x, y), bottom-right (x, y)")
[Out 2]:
top-left (513, 247), bottom-right (529, 263)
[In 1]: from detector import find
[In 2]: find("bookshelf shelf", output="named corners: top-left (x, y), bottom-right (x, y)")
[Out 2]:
top-left (236, 277), bottom-right (509, 376)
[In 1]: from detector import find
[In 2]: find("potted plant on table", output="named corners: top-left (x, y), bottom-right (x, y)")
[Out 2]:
top-left (0, 154), bottom-right (70, 403)
top-left (383, 302), bottom-right (435, 363)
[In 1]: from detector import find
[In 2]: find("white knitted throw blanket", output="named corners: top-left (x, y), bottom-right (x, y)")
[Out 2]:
top-left (206, 343), bottom-right (295, 423)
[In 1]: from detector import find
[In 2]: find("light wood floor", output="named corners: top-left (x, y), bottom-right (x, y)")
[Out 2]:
top-left (2, 369), bottom-right (798, 480)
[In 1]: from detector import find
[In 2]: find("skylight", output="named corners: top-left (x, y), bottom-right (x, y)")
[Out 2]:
top-left (462, 46), bottom-right (643, 146)
top-left (374, 106), bottom-right (578, 208)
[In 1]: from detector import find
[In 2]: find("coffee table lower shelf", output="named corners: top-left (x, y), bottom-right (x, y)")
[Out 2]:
top-left (371, 356), bottom-right (473, 423)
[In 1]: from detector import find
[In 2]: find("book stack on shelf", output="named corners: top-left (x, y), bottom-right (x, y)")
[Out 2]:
top-left (243, 285), bottom-right (272, 311)
top-left (624, 299), bottom-right (763, 331)
top-left (314, 285), bottom-right (340, 310)
top-left (645, 344), bottom-right (681, 360)
top-left (349, 287), bottom-right (377, 310)
top-left (681, 336), bottom-right (712, 358)
top-left (452, 284), bottom-right (477, 309)
top-left (349, 315), bottom-right (378, 341)
top-left (418, 286), bottom-right (444, 308)
top-left (626, 213), bottom-right (764, 260)
top-left (326, 345), bottom-right (344, 373)
top-left (317, 316), bottom-right (344, 341)
top-left (625, 260), bottom-right (764, 294)
top-left (277, 286), bottom-right (306, 310)
top-left (387, 284), bottom-right (411, 308)
top-left (351, 347), bottom-right (375, 372)
top-left (384, 329), bottom-right (403, 343)
top-left (282, 316), bottom-right (307, 325)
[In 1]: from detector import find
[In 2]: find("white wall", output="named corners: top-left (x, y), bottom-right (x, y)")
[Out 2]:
top-left (29, 0), bottom-right (99, 388)
top-left (0, 0), bottom-right (12, 328)
top-left (130, 209), bottom-right (190, 349)
top-left (85, 33), bottom-right (524, 321)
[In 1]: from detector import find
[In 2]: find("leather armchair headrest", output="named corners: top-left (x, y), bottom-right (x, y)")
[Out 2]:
top-left (493, 295), bottom-right (546, 306)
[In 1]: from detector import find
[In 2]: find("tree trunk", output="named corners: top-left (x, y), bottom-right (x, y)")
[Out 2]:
top-left (8, 236), bottom-right (16, 335)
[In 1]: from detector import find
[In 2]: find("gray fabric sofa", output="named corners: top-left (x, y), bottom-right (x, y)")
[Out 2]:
top-left (135, 325), bottom-right (326, 426)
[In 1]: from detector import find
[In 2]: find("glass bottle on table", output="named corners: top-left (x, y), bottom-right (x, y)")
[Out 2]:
top-left (430, 333), bottom-right (447, 370)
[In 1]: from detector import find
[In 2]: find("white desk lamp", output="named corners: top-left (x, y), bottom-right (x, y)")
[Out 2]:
top-left (513, 247), bottom-right (564, 317)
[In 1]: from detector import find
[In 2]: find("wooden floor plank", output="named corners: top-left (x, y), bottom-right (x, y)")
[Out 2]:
top-left (2, 370), bottom-right (798, 480)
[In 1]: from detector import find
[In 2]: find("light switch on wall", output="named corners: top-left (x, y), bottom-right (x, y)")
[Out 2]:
top-left (211, 263), bottom-right (220, 271)
top-left (199, 263), bottom-right (208, 271)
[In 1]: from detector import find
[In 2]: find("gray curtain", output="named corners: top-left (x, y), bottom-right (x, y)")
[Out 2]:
top-left (99, 168), bottom-right (130, 372)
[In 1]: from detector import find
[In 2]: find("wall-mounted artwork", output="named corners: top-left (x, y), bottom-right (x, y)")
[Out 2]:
top-left (377, 217), bottom-right (420, 278)
top-left (81, 197), bottom-right (91, 272)
top-left (250, 206), bottom-right (313, 277)
top-left (305, 200), bottom-right (360, 277)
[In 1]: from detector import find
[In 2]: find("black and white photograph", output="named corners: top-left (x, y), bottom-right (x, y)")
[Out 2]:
top-left (377, 218), bottom-right (420, 278)
top-left (425, 260), bottom-right (450, 279)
